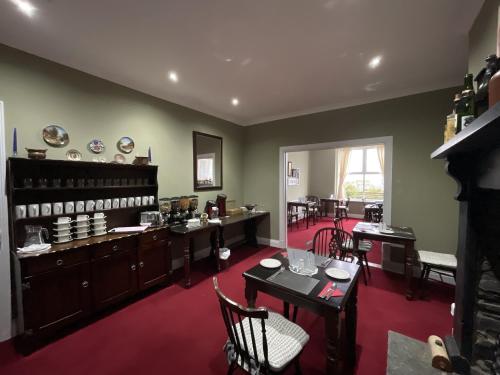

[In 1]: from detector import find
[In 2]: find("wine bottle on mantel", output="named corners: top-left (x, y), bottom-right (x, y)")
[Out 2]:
top-left (461, 74), bottom-right (476, 129)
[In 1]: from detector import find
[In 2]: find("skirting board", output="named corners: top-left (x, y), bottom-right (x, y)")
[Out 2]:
top-left (171, 236), bottom-right (282, 270)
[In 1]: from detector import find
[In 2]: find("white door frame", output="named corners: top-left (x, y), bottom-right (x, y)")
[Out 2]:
top-left (279, 136), bottom-right (393, 248)
top-left (0, 101), bottom-right (12, 341)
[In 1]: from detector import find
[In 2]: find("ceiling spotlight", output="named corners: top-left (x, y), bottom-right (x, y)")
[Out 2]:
top-left (225, 58), bottom-right (232, 62)
top-left (231, 98), bottom-right (239, 106)
top-left (168, 71), bottom-right (178, 83)
top-left (368, 55), bottom-right (382, 69)
top-left (9, 0), bottom-right (37, 17)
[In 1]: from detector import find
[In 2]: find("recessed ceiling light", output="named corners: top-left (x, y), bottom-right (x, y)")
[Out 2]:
top-left (368, 55), bottom-right (382, 69)
top-left (231, 98), bottom-right (239, 106)
top-left (168, 71), bottom-right (178, 83)
top-left (9, 0), bottom-right (37, 17)
top-left (225, 58), bottom-right (232, 63)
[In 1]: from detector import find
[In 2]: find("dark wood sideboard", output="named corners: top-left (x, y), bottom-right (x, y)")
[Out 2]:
top-left (6, 158), bottom-right (172, 354)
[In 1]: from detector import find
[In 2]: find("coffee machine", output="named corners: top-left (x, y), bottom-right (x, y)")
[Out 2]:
top-left (159, 198), bottom-right (172, 223)
top-left (188, 195), bottom-right (199, 218)
top-left (178, 196), bottom-right (190, 223)
top-left (216, 194), bottom-right (227, 217)
top-left (205, 200), bottom-right (218, 219)
top-left (169, 197), bottom-right (182, 224)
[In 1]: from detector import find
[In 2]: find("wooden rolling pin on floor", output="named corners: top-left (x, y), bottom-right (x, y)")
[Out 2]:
top-left (428, 335), bottom-right (452, 372)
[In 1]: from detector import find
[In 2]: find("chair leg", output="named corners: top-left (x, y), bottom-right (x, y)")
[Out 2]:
top-left (292, 305), bottom-right (298, 323)
top-left (363, 253), bottom-right (371, 278)
top-left (227, 361), bottom-right (237, 375)
top-left (356, 255), bottom-right (367, 285)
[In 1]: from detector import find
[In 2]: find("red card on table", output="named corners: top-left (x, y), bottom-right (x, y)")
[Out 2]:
top-left (280, 251), bottom-right (288, 257)
top-left (317, 281), bottom-right (344, 298)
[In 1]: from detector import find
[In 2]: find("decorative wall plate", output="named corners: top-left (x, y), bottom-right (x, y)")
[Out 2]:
top-left (88, 139), bottom-right (105, 154)
top-left (114, 153), bottom-right (126, 164)
top-left (117, 137), bottom-right (134, 154)
top-left (42, 125), bottom-right (69, 147)
top-left (66, 149), bottom-right (82, 161)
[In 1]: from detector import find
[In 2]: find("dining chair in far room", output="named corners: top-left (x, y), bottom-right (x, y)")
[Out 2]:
top-left (305, 195), bottom-right (321, 223)
top-left (337, 198), bottom-right (350, 218)
top-left (213, 277), bottom-right (309, 374)
top-left (287, 202), bottom-right (299, 230)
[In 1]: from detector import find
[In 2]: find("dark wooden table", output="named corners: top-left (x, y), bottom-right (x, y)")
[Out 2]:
top-left (287, 201), bottom-right (316, 228)
top-left (243, 252), bottom-right (361, 374)
top-left (320, 198), bottom-right (340, 218)
top-left (352, 222), bottom-right (416, 299)
top-left (170, 212), bottom-right (270, 288)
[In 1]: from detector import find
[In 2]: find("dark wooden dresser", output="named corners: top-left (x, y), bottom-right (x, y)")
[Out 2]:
top-left (7, 158), bottom-right (172, 354)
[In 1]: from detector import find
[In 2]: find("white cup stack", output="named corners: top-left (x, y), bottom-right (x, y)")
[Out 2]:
top-left (74, 214), bottom-right (91, 240)
top-left (53, 216), bottom-right (73, 243)
top-left (91, 212), bottom-right (107, 236)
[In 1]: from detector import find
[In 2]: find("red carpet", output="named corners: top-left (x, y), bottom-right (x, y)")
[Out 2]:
top-left (0, 245), bottom-right (453, 375)
top-left (288, 217), bottom-right (382, 264)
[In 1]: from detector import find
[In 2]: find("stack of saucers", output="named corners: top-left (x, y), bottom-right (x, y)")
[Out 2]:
top-left (74, 214), bottom-right (91, 240)
top-left (91, 212), bottom-right (107, 236)
top-left (53, 217), bottom-right (73, 244)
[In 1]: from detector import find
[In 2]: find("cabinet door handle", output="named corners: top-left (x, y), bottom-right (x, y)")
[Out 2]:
top-left (82, 281), bottom-right (89, 288)
top-left (22, 282), bottom-right (31, 290)
top-left (153, 235), bottom-right (158, 241)
top-left (56, 259), bottom-right (63, 266)
top-left (139, 261), bottom-right (144, 268)
top-left (112, 244), bottom-right (119, 251)
top-left (131, 264), bottom-right (136, 271)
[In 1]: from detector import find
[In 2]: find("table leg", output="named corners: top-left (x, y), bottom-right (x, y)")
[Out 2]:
top-left (306, 208), bottom-right (309, 229)
top-left (244, 219), bottom-right (258, 247)
top-left (404, 242), bottom-right (416, 300)
top-left (283, 301), bottom-right (290, 319)
top-left (325, 309), bottom-right (341, 374)
top-left (213, 229), bottom-right (221, 272)
top-left (218, 226), bottom-right (225, 249)
top-left (345, 280), bottom-right (358, 367)
top-left (183, 237), bottom-right (191, 288)
top-left (245, 282), bottom-right (257, 308)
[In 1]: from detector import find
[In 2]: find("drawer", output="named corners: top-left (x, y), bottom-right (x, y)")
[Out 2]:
top-left (21, 249), bottom-right (89, 277)
top-left (91, 237), bottom-right (137, 259)
top-left (138, 229), bottom-right (168, 247)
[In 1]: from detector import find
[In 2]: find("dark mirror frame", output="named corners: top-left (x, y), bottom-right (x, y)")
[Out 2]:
top-left (193, 131), bottom-right (223, 191)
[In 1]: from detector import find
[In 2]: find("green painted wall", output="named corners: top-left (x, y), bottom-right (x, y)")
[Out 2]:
top-left (0, 44), bottom-right (244, 209)
top-left (468, 0), bottom-right (499, 77)
top-left (243, 88), bottom-right (460, 252)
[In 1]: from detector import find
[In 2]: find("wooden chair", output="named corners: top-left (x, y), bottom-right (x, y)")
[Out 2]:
top-left (305, 195), bottom-right (321, 223)
top-left (287, 202), bottom-right (299, 230)
top-left (333, 218), bottom-right (371, 285)
top-left (308, 226), bottom-right (342, 258)
top-left (213, 277), bottom-right (309, 374)
top-left (337, 198), bottom-right (350, 218)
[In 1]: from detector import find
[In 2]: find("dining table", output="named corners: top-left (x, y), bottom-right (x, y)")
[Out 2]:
top-left (287, 200), bottom-right (316, 228)
top-left (352, 222), bottom-right (416, 299)
top-left (320, 197), bottom-right (340, 218)
top-left (243, 251), bottom-right (361, 374)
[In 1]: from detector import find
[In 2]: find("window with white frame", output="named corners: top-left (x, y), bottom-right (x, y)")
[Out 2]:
top-left (197, 153), bottom-right (215, 186)
top-left (341, 146), bottom-right (384, 200)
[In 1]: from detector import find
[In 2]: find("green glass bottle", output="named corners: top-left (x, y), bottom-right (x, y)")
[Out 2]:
top-left (461, 74), bottom-right (476, 128)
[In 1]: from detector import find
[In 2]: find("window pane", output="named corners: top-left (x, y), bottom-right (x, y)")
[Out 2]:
top-left (343, 174), bottom-right (364, 199)
top-left (364, 174), bottom-right (384, 200)
top-left (347, 149), bottom-right (363, 173)
top-left (366, 148), bottom-right (382, 173)
top-left (197, 157), bottom-right (214, 185)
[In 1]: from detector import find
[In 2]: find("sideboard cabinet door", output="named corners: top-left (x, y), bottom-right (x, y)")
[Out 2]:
top-left (22, 261), bottom-right (91, 335)
top-left (138, 239), bottom-right (172, 290)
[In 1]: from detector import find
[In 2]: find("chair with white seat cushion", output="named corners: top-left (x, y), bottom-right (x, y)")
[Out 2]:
top-left (213, 277), bottom-right (309, 374)
top-left (417, 250), bottom-right (457, 297)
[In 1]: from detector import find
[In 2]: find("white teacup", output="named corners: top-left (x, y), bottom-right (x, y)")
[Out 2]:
top-left (135, 197), bottom-right (141, 206)
top-left (65, 201), bottom-right (75, 214)
top-left (148, 196), bottom-right (155, 205)
top-left (120, 198), bottom-right (128, 208)
top-left (96, 199), bottom-right (104, 210)
top-left (57, 216), bottom-right (71, 224)
top-left (54, 233), bottom-right (72, 242)
top-left (93, 228), bottom-right (107, 236)
top-left (104, 199), bottom-right (112, 210)
top-left (94, 212), bottom-right (105, 219)
top-left (41, 203), bottom-right (52, 216)
top-left (76, 214), bottom-right (89, 222)
top-left (76, 231), bottom-right (89, 239)
top-left (15, 205), bottom-right (27, 219)
top-left (85, 200), bottom-right (95, 212)
top-left (113, 198), bottom-right (120, 209)
top-left (142, 196), bottom-right (149, 206)
top-left (127, 197), bottom-right (135, 207)
top-left (54, 228), bottom-right (71, 236)
top-left (75, 201), bottom-right (85, 213)
top-left (28, 204), bottom-right (39, 218)
top-left (55, 223), bottom-right (71, 230)
top-left (53, 202), bottom-right (64, 215)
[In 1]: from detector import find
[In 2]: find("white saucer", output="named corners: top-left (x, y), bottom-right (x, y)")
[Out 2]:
top-left (90, 216), bottom-right (107, 220)
top-left (93, 232), bottom-right (107, 237)
top-left (53, 227), bottom-right (72, 232)
top-left (75, 236), bottom-right (90, 240)
top-left (74, 224), bottom-right (90, 229)
top-left (53, 238), bottom-right (73, 244)
top-left (53, 233), bottom-right (73, 238)
top-left (325, 268), bottom-right (350, 280)
top-left (260, 258), bottom-right (282, 268)
top-left (74, 230), bottom-right (90, 234)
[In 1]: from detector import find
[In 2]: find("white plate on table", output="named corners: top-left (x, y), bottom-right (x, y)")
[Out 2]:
top-left (325, 267), bottom-right (350, 280)
top-left (260, 258), bottom-right (282, 269)
top-left (379, 229), bottom-right (394, 234)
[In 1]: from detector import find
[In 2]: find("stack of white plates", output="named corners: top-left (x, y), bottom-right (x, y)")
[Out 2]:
top-left (91, 213), bottom-right (107, 236)
top-left (74, 214), bottom-right (91, 240)
top-left (53, 217), bottom-right (73, 244)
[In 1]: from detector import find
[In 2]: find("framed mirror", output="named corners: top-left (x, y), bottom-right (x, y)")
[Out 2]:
top-left (193, 131), bottom-right (223, 191)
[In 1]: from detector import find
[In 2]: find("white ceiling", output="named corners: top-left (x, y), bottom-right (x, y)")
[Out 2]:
top-left (0, 0), bottom-right (484, 125)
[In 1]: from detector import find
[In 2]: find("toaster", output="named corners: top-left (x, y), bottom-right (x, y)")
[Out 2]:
top-left (140, 211), bottom-right (163, 227)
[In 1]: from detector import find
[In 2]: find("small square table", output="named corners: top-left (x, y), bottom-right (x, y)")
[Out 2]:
top-left (352, 222), bottom-right (416, 299)
top-left (243, 252), bottom-right (361, 374)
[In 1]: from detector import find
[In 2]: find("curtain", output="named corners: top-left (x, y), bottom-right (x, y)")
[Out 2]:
top-left (335, 148), bottom-right (351, 200)
top-left (376, 145), bottom-right (385, 172)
